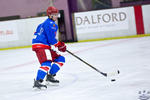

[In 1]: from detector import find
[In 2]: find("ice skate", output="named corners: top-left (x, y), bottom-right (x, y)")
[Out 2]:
top-left (33, 79), bottom-right (47, 89)
top-left (46, 74), bottom-right (59, 85)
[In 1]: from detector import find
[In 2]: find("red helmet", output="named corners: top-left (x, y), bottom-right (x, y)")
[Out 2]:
top-left (46, 6), bottom-right (59, 15)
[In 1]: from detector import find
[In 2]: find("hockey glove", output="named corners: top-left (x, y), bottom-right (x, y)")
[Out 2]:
top-left (54, 41), bottom-right (66, 52)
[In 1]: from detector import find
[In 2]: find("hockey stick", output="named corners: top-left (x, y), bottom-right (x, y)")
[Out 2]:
top-left (66, 50), bottom-right (120, 77)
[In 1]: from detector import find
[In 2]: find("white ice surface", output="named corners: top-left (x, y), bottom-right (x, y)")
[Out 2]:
top-left (0, 37), bottom-right (150, 100)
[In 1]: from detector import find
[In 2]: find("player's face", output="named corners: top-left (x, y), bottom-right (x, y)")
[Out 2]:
top-left (50, 13), bottom-right (59, 21)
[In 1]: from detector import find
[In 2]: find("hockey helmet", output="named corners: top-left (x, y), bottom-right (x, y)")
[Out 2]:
top-left (46, 6), bottom-right (59, 15)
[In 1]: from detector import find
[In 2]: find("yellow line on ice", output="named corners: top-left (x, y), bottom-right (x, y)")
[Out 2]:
top-left (78, 34), bottom-right (150, 43)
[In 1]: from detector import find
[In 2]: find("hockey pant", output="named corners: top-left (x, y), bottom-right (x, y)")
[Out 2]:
top-left (33, 48), bottom-right (65, 81)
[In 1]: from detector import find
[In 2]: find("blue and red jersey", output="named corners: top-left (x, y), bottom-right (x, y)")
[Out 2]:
top-left (32, 18), bottom-right (58, 49)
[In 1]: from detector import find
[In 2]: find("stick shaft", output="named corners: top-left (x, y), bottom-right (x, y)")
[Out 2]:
top-left (66, 50), bottom-right (107, 77)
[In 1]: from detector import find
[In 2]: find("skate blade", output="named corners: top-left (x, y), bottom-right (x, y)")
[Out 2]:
top-left (46, 81), bottom-right (59, 86)
top-left (33, 86), bottom-right (47, 90)
top-left (33, 85), bottom-right (47, 90)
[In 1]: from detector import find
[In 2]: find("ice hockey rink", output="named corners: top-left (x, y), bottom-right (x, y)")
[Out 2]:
top-left (0, 36), bottom-right (150, 100)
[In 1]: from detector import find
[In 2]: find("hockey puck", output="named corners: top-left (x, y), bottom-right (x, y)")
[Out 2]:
top-left (111, 79), bottom-right (116, 82)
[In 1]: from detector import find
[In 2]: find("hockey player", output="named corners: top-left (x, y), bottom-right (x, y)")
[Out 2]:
top-left (32, 6), bottom-right (66, 89)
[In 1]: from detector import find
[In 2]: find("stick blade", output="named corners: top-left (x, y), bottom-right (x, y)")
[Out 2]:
top-left (107, 70), bottom-right (120, 77)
